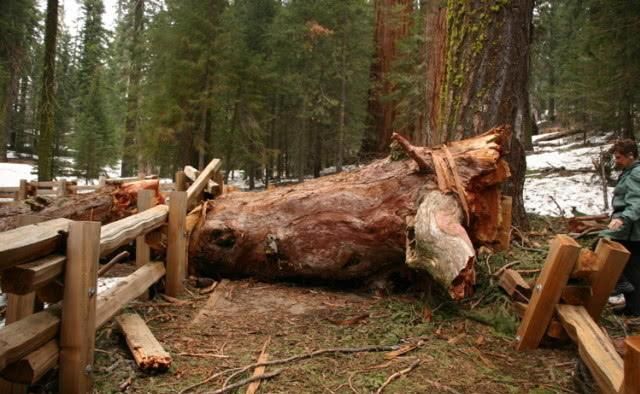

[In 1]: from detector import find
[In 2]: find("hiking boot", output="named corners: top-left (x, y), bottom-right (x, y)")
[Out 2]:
top-left (608, 294), bottom-right (626, 306)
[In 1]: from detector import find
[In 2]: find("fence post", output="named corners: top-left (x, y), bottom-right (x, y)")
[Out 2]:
top-left (59, 221), bottom-right (100, 393)
top-left (166, 191), bottom-right (187, 297)
top-left (175, 170), bottom-right (187, 192)
top-left (57, 180), bottom-right (68, 198)
top-left (625, 336), bottom-right (640, 394)
top-left (136, 189), bottom-right (154, 267)
top-left (17, 179), bottom-right (28, 201)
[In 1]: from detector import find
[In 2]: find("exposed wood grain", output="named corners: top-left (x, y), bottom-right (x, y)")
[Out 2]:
top-left (115, 313), bottom-right (172, 371)
top-left (99, 204), bottom-right (168, 257)
top-left (556, 304), bottom-right (622, 394)
top-left (1, 255), bottom-right (65, 295)
top-left (59, 221), bottom-right (100, 393)
top-left (0, 218), bottom-right (71, 270)
top-left (516, 235), bottom-right (580, 351)
top-left (166, 192), bottom-right (187, 297)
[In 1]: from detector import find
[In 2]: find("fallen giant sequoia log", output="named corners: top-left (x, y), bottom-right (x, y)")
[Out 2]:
top-left (189, 127), bottom-right (513, 299)
top-left (0, 180), bottom-right (164, 231)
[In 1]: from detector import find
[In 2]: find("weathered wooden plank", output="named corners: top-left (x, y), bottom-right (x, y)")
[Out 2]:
top-left (625, 336), bottom-right (640, 394)
top-left (0, 218), bottom-right (71, 270)
top-left (186, 158), bottom-right (221, 207)
top-left (1, 255), bottom-right (65, 295)
top-left (59, 221), bottom-right (100, 393)
top-left (1, 340), bottom-right (58, 384)
top-left (585, 239), bottom-right (630, 321)
top-left (556, 304), bottom-right (623, 394)
top-left (166, 192), bottom-right (187, 297)
top-left (99, 204), bottom-right (169, 257)
top-left (96, 262), bottom-right (166, 328)
top-left (0, 262), bottom-right (166, 380)
top-left (115, 313), bottom-right (172, 372)
top-left (498, 269), bottom-right (531, 302)
top-left (515, 235), bottom-right (581, 351)
top-left (0, 309), bottom-right (61, 370)
top-left (136, 190), bottom-right (155, 267)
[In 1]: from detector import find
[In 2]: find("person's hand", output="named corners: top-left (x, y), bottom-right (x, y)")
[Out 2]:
top-left (608, 218), bottom-right (624, 230)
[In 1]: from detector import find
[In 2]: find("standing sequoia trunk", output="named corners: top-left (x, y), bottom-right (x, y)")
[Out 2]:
top-left (190, 127), bottom-right (512, 299)
top-left (37, 0), bottom-right (59, 181)
top-left (361, 0), bottom-right (413, 157)
top-left (423, 0), bottom-right (534, 227)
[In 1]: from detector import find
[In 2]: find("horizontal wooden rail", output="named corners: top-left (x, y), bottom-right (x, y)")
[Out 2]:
top-left (0, 262), bottom-right (165, 371)
top-left (0, 219), bottom-right (71, 269)
top-left (1, 254), bottom-right (65, 294)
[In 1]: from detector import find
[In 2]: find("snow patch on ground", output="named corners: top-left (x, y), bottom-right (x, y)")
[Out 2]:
top-left (0, 162), bottom-right (37, 186)
top-left (525, 131), bottom-right (615, 216)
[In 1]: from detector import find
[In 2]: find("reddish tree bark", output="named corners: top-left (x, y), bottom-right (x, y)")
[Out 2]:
top-left (190, 127), bottom-right (512, 299)
top-left (362, 0), bottom-right (413, 157)
top-left (422, 0), bottom-right (534, 227)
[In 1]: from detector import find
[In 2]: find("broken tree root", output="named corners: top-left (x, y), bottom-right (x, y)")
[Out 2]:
top-left (375, 359), bottom-right (421, 394)
top-left (178, 344), bottom-right (401, 394)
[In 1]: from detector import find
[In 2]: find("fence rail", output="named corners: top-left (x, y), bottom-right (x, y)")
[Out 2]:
top-left (0, 158), bottom-right (222, 393)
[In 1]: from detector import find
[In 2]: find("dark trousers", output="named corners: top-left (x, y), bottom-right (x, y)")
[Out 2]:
top-left (615, 240), bottom-right (640, 315)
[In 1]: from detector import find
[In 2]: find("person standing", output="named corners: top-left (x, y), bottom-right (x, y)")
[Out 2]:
top-left (602, 139), bottom-right (640, 317)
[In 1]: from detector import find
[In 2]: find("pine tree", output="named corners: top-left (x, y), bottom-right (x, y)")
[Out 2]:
top-left (72, 0), bottom-right (117, 179)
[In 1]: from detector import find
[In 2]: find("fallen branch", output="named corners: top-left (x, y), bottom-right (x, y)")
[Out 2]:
top-left (375, 359), bottom-right (421, 394)
top-left (206, 369), bottom-right (284, 394)
top-left (98, 251), bottom-right (130, 276)
top-left (178, 344), bottom-right (400, 394)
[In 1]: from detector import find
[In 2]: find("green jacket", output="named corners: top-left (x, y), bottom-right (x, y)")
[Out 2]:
top-left (601, 161), bottom-right (640, 241)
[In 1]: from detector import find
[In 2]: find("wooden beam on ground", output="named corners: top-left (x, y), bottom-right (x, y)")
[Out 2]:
top-left (498, 269), bottom-right (531, 302)
top-left (166, 191), bottom-right (187, 297)
top-left (585, 239), bottom-right (630, 321)
top-left (99, 204), bottom-right (169, 257)
top-left (572, 248), bottom-right (599, 281)
top-left (515, 235), bottom-right (581, 351)
top-left (1, 340), bottom-right (58, 384)
top-left (556, 304), bottom-right (623, 394)
top-left (186, 158), bottom-right (221, 207)
top-left (624, 336), bottom-right (640, 394)
top-left (59, 221), bottom-right (100, 393)
top-left (1, 255), bottom-right (65, 295)
top-left (0, 218), bottom-right (71, 270)
top-left (115, 313), bottom-right (172, 372)
top-left (136, 190), bottom-right (154, 267)
top-left (0, 262), bottom-right (166, 384)
top-left (246, 337), bottom-right (270, 394)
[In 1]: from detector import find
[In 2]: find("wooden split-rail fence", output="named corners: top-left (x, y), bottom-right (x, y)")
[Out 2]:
top-left (0, 175), bottom-right (180, 201)
top-left (0, 158), bottom-right (222, 393)
top-left (508, 235), bottom-right (640, 394)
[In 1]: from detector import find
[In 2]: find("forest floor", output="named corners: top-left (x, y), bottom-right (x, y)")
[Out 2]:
top-left (30, 216), bottom-right (626, 394)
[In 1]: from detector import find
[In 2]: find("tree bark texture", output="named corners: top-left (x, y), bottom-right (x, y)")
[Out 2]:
top-left (362, 0), bottom-right (413, 157)
top-left (36, 0), bottom-right (59, 181)
top-left (189, 127), bottom-right (512, 299)
top-left (422, 0), bottom-right (534, 227)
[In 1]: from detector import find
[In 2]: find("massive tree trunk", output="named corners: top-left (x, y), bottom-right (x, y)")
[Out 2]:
top-left (422, 0), bottom-right (534, 227)
top-left (190, 127), bottom-right (512, 299)
top-left (361, 0), bottom-right (413, 158)
top-left (37, 0), bottom-right (59, 181)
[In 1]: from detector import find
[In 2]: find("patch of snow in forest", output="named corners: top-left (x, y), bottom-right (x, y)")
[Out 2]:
top-left (527, 143), bottom-right (612, 171)
top-left (0, 162), bottom-right (37, 186)
top-left (524, 173), bottom-right (611, 216)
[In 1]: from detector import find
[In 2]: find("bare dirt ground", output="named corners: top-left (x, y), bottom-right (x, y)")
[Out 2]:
top-left (83, 277), bottom-right (579, 394)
